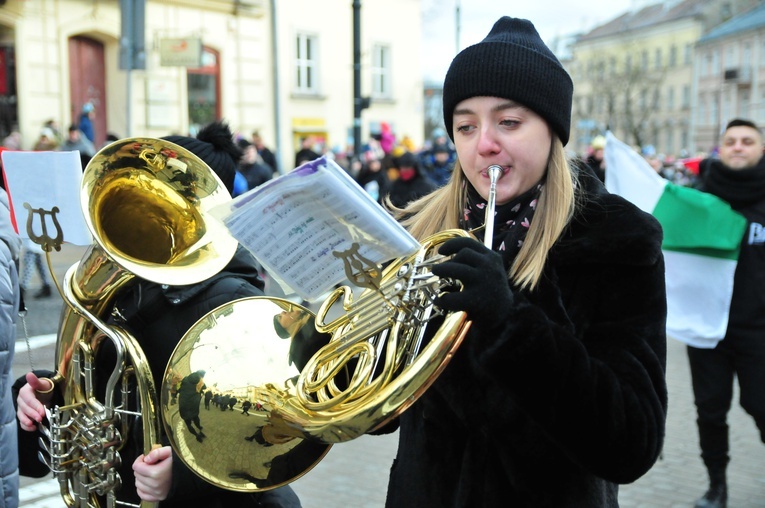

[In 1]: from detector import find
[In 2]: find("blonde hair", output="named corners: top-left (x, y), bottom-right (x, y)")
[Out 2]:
top-left (390, 137), bottom-right (576, 291)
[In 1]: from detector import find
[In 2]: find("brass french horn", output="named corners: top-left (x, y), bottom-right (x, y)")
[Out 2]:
top-left (41, 137), bottom-right (238, 507)
top-left (160, 169), bottom-right (508, 492)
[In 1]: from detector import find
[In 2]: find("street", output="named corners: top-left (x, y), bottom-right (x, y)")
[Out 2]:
top-left (12, 245), bottom-right (765, 507)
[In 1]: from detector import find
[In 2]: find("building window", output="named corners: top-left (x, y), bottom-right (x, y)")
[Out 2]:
top-left (371, 44), bottom-right (391, 98)
top-left (682, 85), bottom-right (691, 109)
top-left (669, 45), bottom-right (677, 67)
top-left (667, 87), bottom-right (675, 111)
top-left (725, 45), bottom-right (735, 68)
top-left (685, 44), bottom-right (693, 65)
top-left (187, 47), bottom-right (220, 135)
top-left (705, 52), bottom-right (714, 77)
top-left (295, 33), bottom-right (318, 94)
top-left (655, 48), bottom-right (662, 69)
top-left (740, 90), bottom-right (751, 118)
top-left (665, 129), bottom-right (674, 155)
top-left (699, 94), bottom-right (707, 125)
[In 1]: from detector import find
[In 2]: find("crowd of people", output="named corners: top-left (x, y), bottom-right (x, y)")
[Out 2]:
top-left (582, 134), bottom-right (704, 189)
top-left (0, 14), bottom-right (763, 508)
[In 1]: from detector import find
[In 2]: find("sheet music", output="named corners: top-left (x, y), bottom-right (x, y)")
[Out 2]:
top-left (214, 156), bottom-right (420, 301)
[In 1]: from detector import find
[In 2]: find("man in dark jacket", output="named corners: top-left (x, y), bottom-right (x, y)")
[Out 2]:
top-left (688, 118), bottom-right (765, 508)
top-left (252, 131), bottom-right (278, 175)
top-left (387, 151), bottom-right (437, 208)
top-left (237, 140), bottom-right (273, 192)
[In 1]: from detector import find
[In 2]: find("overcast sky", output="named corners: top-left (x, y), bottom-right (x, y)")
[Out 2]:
top-left (420, 0), bottom-right (657, 81)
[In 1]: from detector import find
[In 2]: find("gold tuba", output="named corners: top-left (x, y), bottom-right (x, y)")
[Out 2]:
top-left (160, 169), bottom-right (506, 492)
top-left (40, 138), bottom-right (238, 508)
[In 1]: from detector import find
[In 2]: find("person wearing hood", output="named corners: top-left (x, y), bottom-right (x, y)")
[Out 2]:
top-left (386, 151), bottom-right (437, 209)
top-left (383, 17), bottom-right (667, 507)
top-left (15, 121), bottom-right (302, 507)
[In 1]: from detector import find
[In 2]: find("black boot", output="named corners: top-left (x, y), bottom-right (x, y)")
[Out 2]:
top-left (694, 472), bottom-right (727, 508)
top-left (34, 285), bottom-right (51, 299)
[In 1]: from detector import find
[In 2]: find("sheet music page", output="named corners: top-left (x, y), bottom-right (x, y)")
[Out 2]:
top-left (215, 156), bottom-right (420, 301)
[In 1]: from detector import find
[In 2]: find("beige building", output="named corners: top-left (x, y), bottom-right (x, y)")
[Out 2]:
top-left (567, 0), bottom-right (758, 157)
top-left (694, 2), bottom-right (765, 152)
top-left (273, 0), bottom-right (423, 169)
top-left (0, 0), bottom-right (423, 171)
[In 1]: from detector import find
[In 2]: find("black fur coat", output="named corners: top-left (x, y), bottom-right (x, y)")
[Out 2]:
top-left (385, 169), bottom-right (668, 507)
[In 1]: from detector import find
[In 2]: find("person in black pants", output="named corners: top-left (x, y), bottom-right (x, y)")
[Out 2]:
top-left (689, 118), bottom-right (765, 508)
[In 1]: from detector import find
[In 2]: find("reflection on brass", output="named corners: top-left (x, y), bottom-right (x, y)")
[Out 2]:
top-left (42, 137), bottom-right (237, 507)
top-left (163, 297), bottom-right (331, 492)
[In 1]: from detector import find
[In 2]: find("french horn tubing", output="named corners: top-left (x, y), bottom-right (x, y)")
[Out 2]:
top-left (161, 165), bottom-right (505, 492)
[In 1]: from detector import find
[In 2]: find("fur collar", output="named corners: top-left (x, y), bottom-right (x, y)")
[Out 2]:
top-left (551, 166), bottom-right (664, 267)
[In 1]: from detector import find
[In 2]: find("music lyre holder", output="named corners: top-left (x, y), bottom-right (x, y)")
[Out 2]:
top-left (334, 242), bottom-right (382, 292)
top-left (24, 202), bottom-right (65, 297)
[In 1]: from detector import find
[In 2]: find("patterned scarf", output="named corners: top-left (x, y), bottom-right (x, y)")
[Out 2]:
top-left (460, 181), bottom-right (544, 266)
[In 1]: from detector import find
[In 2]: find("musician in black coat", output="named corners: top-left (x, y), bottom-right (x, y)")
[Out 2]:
top-left (384, 17), bottom-right (667, 507)
top-left (387, 151), bottom-right (437, 208)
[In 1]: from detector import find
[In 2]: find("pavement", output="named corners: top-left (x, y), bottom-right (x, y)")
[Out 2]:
top-left (13, 245), bottom-right (765, 507)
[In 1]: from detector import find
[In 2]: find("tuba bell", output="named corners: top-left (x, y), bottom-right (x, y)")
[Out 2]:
top-left (40, 137), bottom-right (238, 508)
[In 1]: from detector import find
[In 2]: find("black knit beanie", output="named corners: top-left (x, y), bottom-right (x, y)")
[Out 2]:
top-left (442, 17), bottom-right (573, 145)
top-left (162, 121), bottom-right (241, 193)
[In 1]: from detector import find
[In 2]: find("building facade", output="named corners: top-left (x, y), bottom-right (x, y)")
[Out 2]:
top-left (694, 3), bottom-right (765, 152)
top-left (567, 0), bottom-right (759, 157)
top-left (0, 0), bottom-right (424, 171)
top-left (273, 0), bottom-right (423, 170)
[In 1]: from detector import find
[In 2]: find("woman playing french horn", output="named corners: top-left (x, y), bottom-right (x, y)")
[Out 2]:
top-left (382, 17), bottom-right (667, 507)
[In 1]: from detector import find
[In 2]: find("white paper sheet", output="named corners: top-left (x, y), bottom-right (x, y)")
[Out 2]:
top-left (214, 156), bottom-right (420, 301)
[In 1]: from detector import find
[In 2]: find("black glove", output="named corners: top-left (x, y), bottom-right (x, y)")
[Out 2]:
top-left (431, 237), bottom-right (514, 331)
